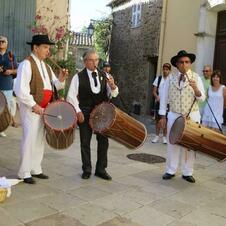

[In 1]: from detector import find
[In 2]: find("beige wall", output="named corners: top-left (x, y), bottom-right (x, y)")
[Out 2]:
top-left (158, 0), bottom-right (201, 73)
top-left (36, 0), bottom-right (70, 40)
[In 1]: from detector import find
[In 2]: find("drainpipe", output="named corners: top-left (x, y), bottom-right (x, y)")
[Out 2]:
top-left (157, 0), bottom-right (167, 75)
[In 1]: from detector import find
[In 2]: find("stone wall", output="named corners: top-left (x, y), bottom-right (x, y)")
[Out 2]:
top-left (109, 0), bottom-right (162, 115)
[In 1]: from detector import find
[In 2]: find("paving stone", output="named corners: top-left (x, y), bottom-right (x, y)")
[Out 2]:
top-left (25, 213), bottom-right (85, 226)
top-left (0, 207), bottom-right (24, 226)
top-left (98, 216), bottom-right (141, 226)
top-left (63, 203), bottom-right (117, 226)
top-left (125, 205), bottom-right (175, 226)
top-left (2, 199), bottom-right (57, 223)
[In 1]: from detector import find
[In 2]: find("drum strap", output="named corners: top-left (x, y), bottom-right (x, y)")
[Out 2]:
top-left (186, 97), bottom-right (196, 119)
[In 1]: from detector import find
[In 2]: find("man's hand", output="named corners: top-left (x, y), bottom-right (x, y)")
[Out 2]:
top-left (155, 96), bottom-right (160, 102)
top-left (32, 104), bottom-right (44, 115)
top-left (189, 79), bottom-right (201, 97)
top-left (3, 69), bottom-right (13, 76)
top-left (58, 68), bottom-right (69, 82)
top-left (77, 112), bottom-right (85, 124)
top-left (159, 116), bottom-right (166, 128)
top-left (107, 75), bottom-right (116, 90)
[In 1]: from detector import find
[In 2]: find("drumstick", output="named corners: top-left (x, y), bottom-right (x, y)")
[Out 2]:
top-left (47, 56), bottom-right (62, 70)
top-left (43, 113), bottom-right (62, 120)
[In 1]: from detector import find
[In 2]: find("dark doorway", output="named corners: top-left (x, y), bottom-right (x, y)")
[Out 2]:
top-left (214, 10), bottom-right (226, 123)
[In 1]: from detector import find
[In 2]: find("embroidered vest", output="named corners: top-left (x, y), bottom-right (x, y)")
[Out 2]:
top-left (27, 56), bottom-right (52, 105)
top-left (169, 72), bottom-right (199, 115)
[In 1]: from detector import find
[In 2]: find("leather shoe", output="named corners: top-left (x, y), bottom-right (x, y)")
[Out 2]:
top-left (32, 173), bottom-right (49, 179)
top-left (81, 172), bottom-right (91, 179)
top-left (182, 175), bottom-right (195, 183)
top-left (95, 171), bottom-right (112, 180)
top-left (162, 173), bottom-right (175, 180)
top-left (23, 177), bottom-right (36, 184)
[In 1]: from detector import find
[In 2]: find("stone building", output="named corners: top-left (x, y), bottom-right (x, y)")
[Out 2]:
top-left (108, 0), bottom-right (163, 115)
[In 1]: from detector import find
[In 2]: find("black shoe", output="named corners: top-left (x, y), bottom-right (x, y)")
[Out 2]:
top-left (32, 173), bottom-right (49, 179)
top-left (23, 177), bottom-right (36, 184)
top-left (182, 175), bottom-right (195, 183)
top-left (81, 172), bottom-right (91, 179)
top-left (162, 173), bottom-right (175, 180)
top-left (95, 171), bottom-right (112, 180)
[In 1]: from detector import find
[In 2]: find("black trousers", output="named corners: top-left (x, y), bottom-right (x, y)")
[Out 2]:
top-left (78, 117), bottom-right (109, 174)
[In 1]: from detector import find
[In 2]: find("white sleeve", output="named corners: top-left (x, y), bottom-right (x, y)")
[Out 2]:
top-left (153, 76), bottom-right (158, 87)
top-left (158, 76), bottom-right (170, 116)
top-left (50, 67), bottom-right (65, 90)
top-left (13, 60), bottom-right (36, 108)
top-left (107, 85), bottom-right (119, 98)
top-left (196, 75), bottom-right (206, 102)
top-left (66, 74), bottom-right (81, 113)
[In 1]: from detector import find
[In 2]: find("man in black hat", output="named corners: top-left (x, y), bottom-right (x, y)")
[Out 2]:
top-left (14, 34), bottom-right (68, 184)
top-left (159, 50), bottom-right (205, 183)
top-left (102, 62), bottom-right (111, 74)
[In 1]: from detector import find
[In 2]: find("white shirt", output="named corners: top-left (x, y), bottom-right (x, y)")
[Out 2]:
top-left (159, 69), bottom-right (205, 116)
top-left (153, 74), bottom-right (170, 100)
top-left (67, 68), bottom-right (119, 113)
top-left (14, 53), bottom-right (64, 108)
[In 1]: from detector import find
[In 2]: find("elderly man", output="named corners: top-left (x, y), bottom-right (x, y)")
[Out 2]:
top-left (14, 34), bottom-right (68, 184)
top-left (199, 65), bottom-right (212, 118)
top-left (159, 50), bottom-right (205, 183)
top-left (0, 36), bottom-right (18, 137)
top-left (67, 49), bottom-right (119, 180)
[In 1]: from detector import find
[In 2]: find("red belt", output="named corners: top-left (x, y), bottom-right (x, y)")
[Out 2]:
top-left (40, 90), bottom-right (53, 108)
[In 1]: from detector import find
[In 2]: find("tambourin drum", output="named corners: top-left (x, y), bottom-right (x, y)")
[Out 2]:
top-left (169, 116), bottom-right (226, 161)
top-left (43, 100), bottom-right (77, 150)
top-left (0, 91), bottom-right (11, 132)
top-left (89, 102), bottom-right (147, 149)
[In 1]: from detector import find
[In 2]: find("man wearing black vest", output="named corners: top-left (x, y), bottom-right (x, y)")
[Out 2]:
top-left (67, 49), bottom-right (119, 180)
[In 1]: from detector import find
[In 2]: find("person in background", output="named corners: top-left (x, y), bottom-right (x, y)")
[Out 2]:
top-left (151, 63), bottom-right (171, 144)
top-left (199, 65), bottom-right (212, 119)
top-left (202, 70), bottom-right (226, 131)
top-left (0, 36), bottom-right (18, 137)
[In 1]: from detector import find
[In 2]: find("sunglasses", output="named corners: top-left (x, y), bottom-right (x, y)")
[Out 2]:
top-left (178, 60), bottom-right (191, 64)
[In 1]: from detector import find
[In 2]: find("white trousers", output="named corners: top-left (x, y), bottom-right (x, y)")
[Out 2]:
top-left (18, 103), bottom-right (45, 179)
top-left (165, 111), bottom-right (200, 176)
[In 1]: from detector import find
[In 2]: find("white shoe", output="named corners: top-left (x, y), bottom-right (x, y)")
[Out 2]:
top-left (0, 132), bottom-right (7, 137)
top-left (163, 136), bottom-right (167, 144)
top-left (151, 135), bottom-right (159, 143)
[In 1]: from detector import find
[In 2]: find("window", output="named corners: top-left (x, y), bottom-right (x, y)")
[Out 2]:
top-left (131, 3), bottom-right (142, 28)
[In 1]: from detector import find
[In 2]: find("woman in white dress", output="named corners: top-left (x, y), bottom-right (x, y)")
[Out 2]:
top-left (202, 70), bottom-right (226, 131)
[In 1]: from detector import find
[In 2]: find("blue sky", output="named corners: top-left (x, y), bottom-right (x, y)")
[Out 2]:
top-left (70, 0), bottom-right (111, 32)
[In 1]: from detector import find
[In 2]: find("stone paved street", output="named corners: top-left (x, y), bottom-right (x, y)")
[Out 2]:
top-left (0, 118), bottom-right (226, 226)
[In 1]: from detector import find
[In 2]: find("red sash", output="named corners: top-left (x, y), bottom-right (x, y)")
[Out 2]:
top-left (40, 90), bottom-right (53, 108)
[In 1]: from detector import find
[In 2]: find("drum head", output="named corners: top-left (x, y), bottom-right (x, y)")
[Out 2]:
top-left (0, 91), bottom-right (7, 114)
top-left (89, 102), bottom-right (115, 132)
top-left (169, 116), bottom-right (185, 144)
top-left (44, 101), bottom-right (76, 130)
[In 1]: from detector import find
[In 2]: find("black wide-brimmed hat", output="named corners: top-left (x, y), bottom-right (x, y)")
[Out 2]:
top-left (26, 34), bottom-right (55, 45)
top-left (170, 50), bottom-right (196, 67)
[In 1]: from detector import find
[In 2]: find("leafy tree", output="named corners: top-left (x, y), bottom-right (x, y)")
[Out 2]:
top-left (93, 17), bottom-right (112, 61)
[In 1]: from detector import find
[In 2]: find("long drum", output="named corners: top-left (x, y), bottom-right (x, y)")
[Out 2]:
top-left (89, 102), bottom-right (147, 149)
top-left (169, 116), bottom-right (226, 161)
top-left (0, 91), bottom-right (11, 132)
top-left (43, 100), bottom-right (77, 150)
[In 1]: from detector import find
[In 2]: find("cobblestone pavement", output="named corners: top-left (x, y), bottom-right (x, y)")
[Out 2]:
top-left (0, 117), bottom-right (226, 226)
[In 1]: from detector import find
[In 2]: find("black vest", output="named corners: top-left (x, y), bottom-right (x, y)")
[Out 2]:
top-left (78, 68), bottom-right (108, 109)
